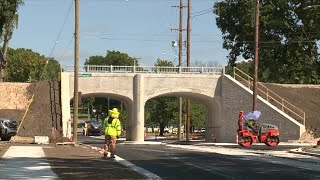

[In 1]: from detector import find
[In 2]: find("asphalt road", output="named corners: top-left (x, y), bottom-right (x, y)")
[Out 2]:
top-left (79, 135), bottom-right (320, 180)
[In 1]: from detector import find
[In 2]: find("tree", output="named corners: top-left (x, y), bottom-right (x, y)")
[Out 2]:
top-left (84, 50), bottom-right (139, 66)
top-left (189, 100), bottom-right (205, 129)
top-left (5, 48), bottom-right (57, 82)
top-left (41, 57), bottom-right (61, 81)
top-left (214, 0), bottom-right (320, 84)
top-left (154, 58), bottom-right (174, 67)
top-left (84, 55), bottom-right (106, 66)
top-left (0, 0), bottom-right (24, 82)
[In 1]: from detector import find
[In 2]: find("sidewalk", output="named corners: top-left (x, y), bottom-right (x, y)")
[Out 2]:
top-left (0, 146), bottom-right (58, 179)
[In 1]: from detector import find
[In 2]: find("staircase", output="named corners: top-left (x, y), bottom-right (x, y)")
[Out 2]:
top-left (233, 67), bottom-right (305, 126)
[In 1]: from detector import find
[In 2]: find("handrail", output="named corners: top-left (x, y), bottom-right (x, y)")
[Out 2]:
top-left (233, 67), bottom-right (305, 126)
top-left (64, 65), bottom-right (226, 75)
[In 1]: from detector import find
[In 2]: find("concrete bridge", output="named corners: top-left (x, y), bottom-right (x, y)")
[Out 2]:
top-left (61, 66), bottom-right (305, 142)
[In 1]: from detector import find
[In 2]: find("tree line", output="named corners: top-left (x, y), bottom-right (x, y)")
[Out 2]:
top-left (214, 0), bottom-right (320, 84)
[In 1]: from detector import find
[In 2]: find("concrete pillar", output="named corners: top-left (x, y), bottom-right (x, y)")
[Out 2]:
top-left (131, 74), bottom-right (145, 142)
top-left (61, 73), bottom-right (71, 137)
top-left (205, 99), bottom-right (223, 142)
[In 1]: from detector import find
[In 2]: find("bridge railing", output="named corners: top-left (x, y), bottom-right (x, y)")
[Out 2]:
top-left (233, 67), bottom-right (305, 126)
top-left (65, 65), bottom-right (225, 75)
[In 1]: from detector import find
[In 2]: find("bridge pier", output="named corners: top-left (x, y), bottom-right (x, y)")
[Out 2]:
top-left (129, 74), bottom-right (145, 142)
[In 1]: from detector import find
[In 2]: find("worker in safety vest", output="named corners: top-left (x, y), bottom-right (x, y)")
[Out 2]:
top-left (246, 119), bottom-right (258, 134)
top-left (103, 108), bottom-right (122, 158)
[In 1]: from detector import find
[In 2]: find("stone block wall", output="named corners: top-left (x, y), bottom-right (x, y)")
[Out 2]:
top-left (221, 75), bottom-right (304, 142)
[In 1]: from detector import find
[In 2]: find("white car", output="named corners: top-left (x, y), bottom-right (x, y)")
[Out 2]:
top-left (200, 128), bottom-right (205, 133)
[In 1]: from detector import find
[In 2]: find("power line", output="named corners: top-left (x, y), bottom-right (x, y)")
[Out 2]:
top-left (191, 9), bottom-right (213, 18)
top-left (48, 0), bottom-right (73, 58)
top-left (59, 37), bottom-right (74, 62)
top-left (81, 35), bottom-right (318, 44)
top-left (191, 7), bottom-right (214, 14)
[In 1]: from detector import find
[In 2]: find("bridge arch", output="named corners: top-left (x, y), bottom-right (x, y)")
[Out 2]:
top-left (61, 72), bottom-right (223, 142)
top-left (70, 92), bottom-right (135, 140)
top-left (61, 69), bottom-right (305, 143)
top-left (145, 90), bottom-right (223, 141)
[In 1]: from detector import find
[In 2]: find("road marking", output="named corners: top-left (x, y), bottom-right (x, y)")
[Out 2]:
top-left (0, 146), bottom-right (58, 179)
top-left (87, 144), bottom-right (162, 180)
top-left (114, 155), bottom-right (162, 180)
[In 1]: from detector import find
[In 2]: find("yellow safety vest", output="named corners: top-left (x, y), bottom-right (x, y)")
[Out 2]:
top-left (247, 120), bottom-right (254, 126)
top-left (104, 117), bottom-right (121, 136)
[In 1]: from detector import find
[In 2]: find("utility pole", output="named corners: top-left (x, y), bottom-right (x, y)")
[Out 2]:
top-left (186, 0), bottom-right (191, 141)
top-left (253, 0), bottom-right (259, 111)
top-left (73, 0), bottom-right (80, 144)
top-left (171, 0), bottom-right (186, 140)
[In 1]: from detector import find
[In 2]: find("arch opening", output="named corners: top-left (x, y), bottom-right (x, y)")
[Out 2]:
top-left (144, 91), bottom-right (222, 142)
top-left (69, 92), bottom-right (133, 140)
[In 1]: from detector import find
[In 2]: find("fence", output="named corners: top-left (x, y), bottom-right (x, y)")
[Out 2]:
top-left (233, 67), bottom-right (305, 126)
top-left (65, 65), bottom-right (225, 75)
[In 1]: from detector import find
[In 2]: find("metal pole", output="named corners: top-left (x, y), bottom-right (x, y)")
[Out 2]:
top-left (72, 0), bottom-right (80, 144)
top-left (177, 0), bottom-right (183, 140)
top-left (253, 0), bottom-right (259, 111)
top-left (186, 0), bottom-right (191, 141)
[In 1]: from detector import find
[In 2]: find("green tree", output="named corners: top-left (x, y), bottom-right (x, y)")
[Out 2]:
top-left (145, 97), bottom-right (177, 136)
top-left (42, 57), bottom-right (61, 81)
top-left (84, 50), bottom-right (139, 66)
top-left (155, 58), bottom-right (174, 67)
top-left (0, 0), bottom-right (23, 56)
top-left (214, 0), bottom-right (320, 84)
top-left (190, 100), bottom-right (205, 129)
top-left (84, 55), bottom-right (106, 65)
top-left (0, 0), bottom-right (24, 82)
top-left (5, 48), bottom-right (49, 82)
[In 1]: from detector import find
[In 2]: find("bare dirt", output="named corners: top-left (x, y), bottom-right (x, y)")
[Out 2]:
top-left (263, 83), bottom-right (320, 140)
top-left (0, 81), bottom-right (61, 138)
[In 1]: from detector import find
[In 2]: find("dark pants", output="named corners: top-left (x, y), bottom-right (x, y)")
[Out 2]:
top-left (104, 135), bottom-right (117, 157)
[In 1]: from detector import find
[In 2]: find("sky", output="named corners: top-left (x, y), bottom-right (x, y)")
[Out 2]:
top-left (10, 0), bottom-right (229, 68)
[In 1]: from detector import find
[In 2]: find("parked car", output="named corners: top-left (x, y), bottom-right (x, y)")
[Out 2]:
top-left (0, 118), bottom-right (17, 141)
top-left (200, 128), bottom-right (205, 133)
top-left (83, 121), bottom-right (103, 136)
top-left (164, 127), bottom-right (170, 133)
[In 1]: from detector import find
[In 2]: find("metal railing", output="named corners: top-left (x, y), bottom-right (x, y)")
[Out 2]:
top-left (233, 67), bottom-right (305, 126)
top-left (64, 65), bottom-right (225, 75)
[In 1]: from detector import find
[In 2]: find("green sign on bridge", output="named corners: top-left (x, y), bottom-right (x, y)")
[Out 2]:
top-left (79, 73), bottom-right (92, 77)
